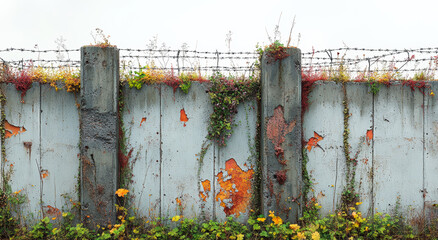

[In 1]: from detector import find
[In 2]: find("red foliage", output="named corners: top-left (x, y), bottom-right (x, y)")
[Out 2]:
top-left (163, 68), bottom-right (181, 93)
top-left (402, 80), bottom-right (427, 95)
top-left (301, 68), bottom-right (327, 115)
top-left (7, 69), bottom-right (33, 102)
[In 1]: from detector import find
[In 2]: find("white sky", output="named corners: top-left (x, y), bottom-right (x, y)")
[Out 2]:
top-left (1, 0), bottom-right (437, 53)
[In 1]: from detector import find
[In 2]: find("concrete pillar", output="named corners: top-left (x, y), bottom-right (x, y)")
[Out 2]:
top-left (80, 46), bottom-right (119, 228)
top-left (261, 48), bottom-right (302, 223)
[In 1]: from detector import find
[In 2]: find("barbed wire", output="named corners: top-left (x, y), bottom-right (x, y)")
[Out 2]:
top-left (1, 47), bottom-right (438, 77)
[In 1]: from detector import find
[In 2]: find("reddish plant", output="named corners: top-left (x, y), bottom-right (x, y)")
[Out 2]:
top-left (402, 80), bottom-right (428, 95)
top-left (301, 67), bottom-right (327, 115)
top-left (7, 69), bottom-right (33, 102)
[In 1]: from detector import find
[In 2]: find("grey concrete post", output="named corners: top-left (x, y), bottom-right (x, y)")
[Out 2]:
top-left (261, 48), bottom-right (302, 223)
top-left (80, 46), bottom-right (119, 228)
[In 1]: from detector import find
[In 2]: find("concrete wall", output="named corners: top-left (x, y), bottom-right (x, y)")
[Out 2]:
top-left (2, 80), bottom-right (438, 224)
top-left (303, 81), bottom-right (438, 218)
top-left (122, 83), bottom-right (258, 222)
top-left (0, 83), bottom-right (80, 225)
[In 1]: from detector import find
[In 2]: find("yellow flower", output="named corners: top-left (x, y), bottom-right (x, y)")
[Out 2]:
top-left (352, 211), bottom-right (357, 218)
top-left (431, 91), bottom-right (435, 96)
top-left (269, 210), bottom-right (275, 217)
top-left (62, 212), bottom-right (68, 217)
top-left (272, 216), bottom-right (283, 225)
top-left (297, 232), bottom-right (306, 239)
top-left (237, 234), bottom-right (244, 240)
top-left (115, 188), bottom-right (129, 197)
top-left (172, 215), bottom-right (181, 222)
top-left (13, 189), bottom-right (22, 195)
top-left (257, 217), bottom-right (266, 222)
top-left (312, 231), bottom-right (320, 240)
top-left (52, 217), bottom-right (57, 220)
top-left (355, 202), bottom-right (363, 206)
top-left (289, 224), bottom-right (300, 231)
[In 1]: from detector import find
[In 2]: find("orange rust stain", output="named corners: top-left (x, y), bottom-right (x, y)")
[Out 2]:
top-left (267, 105), bottom-right (296, 149)
top-left (180, 109), bottom-right (189, 127)
top-left (41, 170), bottom-right (49, 179)
top-left (45, 205), bottom-right (61, 216)
top-left (366, 129), bottom-right (373, 145)
top-left (140, 117), bottom-right (147, 126)
top-left (306, 131), bottom-right (323, 151)
top-left (215, 158), bottom-right (254, 217)
top-left (176, 197), bottom-right (182, 206)
top-left (4, 120), bottom-right (26, 139)
top-left (199, 179), bottom-right (211, 202)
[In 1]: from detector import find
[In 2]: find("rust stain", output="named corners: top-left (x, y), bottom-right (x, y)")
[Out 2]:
top-left (267, 106), bottom-right (296, 158)
top-left (41, 170), bottom-right (49, 179)
top-left (199, 179), bottom-right (211, 202)
top-left (180, 108), bottom-right (188, 127)
top-left (140, 117), bottom-right (147, 126)
top-left (4, 120), bottom-right (26, 139)
top-left (366, 129), bottom-right (373, 145)
top-left (45, 205), bottom-right (61, 216)
top-left (274, 170), bottom-right (287, 185)
top-left (306, 131), bottom-right (323, 151)
top-left (215, 158), bottom-right (254, 217)
top-left (118, 148), bottom-right (133, 170)
top-left (176, 197), bottom-right (182, 206)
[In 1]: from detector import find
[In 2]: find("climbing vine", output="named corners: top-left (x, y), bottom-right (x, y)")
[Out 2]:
top-left (340, 83), bottom-right (359, 210)
top-left (206, 73), bottom-right (259, 147)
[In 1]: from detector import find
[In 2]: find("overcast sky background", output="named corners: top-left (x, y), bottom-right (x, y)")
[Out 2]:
top-left (1, 0), bottom-right (437, 53)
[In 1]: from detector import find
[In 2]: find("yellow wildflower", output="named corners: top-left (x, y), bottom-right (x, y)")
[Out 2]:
top-left (289, 224), bottom-right (300, 231)
top-left (115, 188), bottom-right (129, 197)
top-left (352, 211), bottom-right (357, 218)
top-left (237, 234), bottom-right (244, 240)
top-left (272, 215), bottom-right (283, 225)
top-left (172, 215), bottom-right (181, 222)
top-left (13, 189), bottom-right (22, 195)
top-left (355, 202), bottom-right (363, 206)
top-left (257, 217), bottom-right (266, 222)
top-left (52, 217), bottom-right (57, 220)
top-left (312, 231), bottom-right (320, 240)
top-left (431, 91), bottom-right (435, 96)
top-left (297, 232), bottom-right (306, 239)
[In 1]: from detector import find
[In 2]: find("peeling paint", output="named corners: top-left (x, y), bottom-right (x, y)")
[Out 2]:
top-left (215, 158), bottom-right (254, 217)
top-left (140, 117), bottom-right (147, 126)
top-left (180, 109), bottom-right (189, 127)
top-left (199, 179), bottom-right (211, 202)
top-left (306, 131), bottom-right (323, 151)
top-left (267, 105), bottom-right (296, 160)
top-left (176, 197), bottom-right (182, 206)
top-left (4, 120), bottom-right (26, 138)
top-left (41, 170), bottom-right (49, 179)
top-left (366, 129), bottom-right (373, 145)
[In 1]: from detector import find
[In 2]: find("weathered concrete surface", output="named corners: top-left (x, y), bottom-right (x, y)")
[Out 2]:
top-left (122, 84), bottom-right (161, 219)
top-left (160, 83), bottom-right (214, 221)
top-left (373, 84), bottom-right (423, 217)
top-left (3, 83), bottom-right (42, 225)
top-left (425, 81), bottom-right (438, 215)
top-left (303, 82), bottom-right (343, 216)
top-left (344, 83), bottom-right (373, 215)
top-left (40, 85), bottom-right (80, 221)
top-left (215, 100), bottom-right (258, 222)
top-left (261, 48), bottom-right (302, 222)
top-left (80, 46), bottom-right (119, 227)
top-left (124, 83), bottom-right (258, 223)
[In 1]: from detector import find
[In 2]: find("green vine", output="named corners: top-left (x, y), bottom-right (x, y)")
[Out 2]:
top-left (207, 73), bottom-right (259, 147)
top-left (341, 83), bottom-right (359, 210)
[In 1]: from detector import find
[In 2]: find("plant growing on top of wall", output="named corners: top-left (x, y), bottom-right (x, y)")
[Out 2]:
top-left (206, 73), bottom-right (259, 147)
top-left (261, 40), bottom-right (290, 64)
